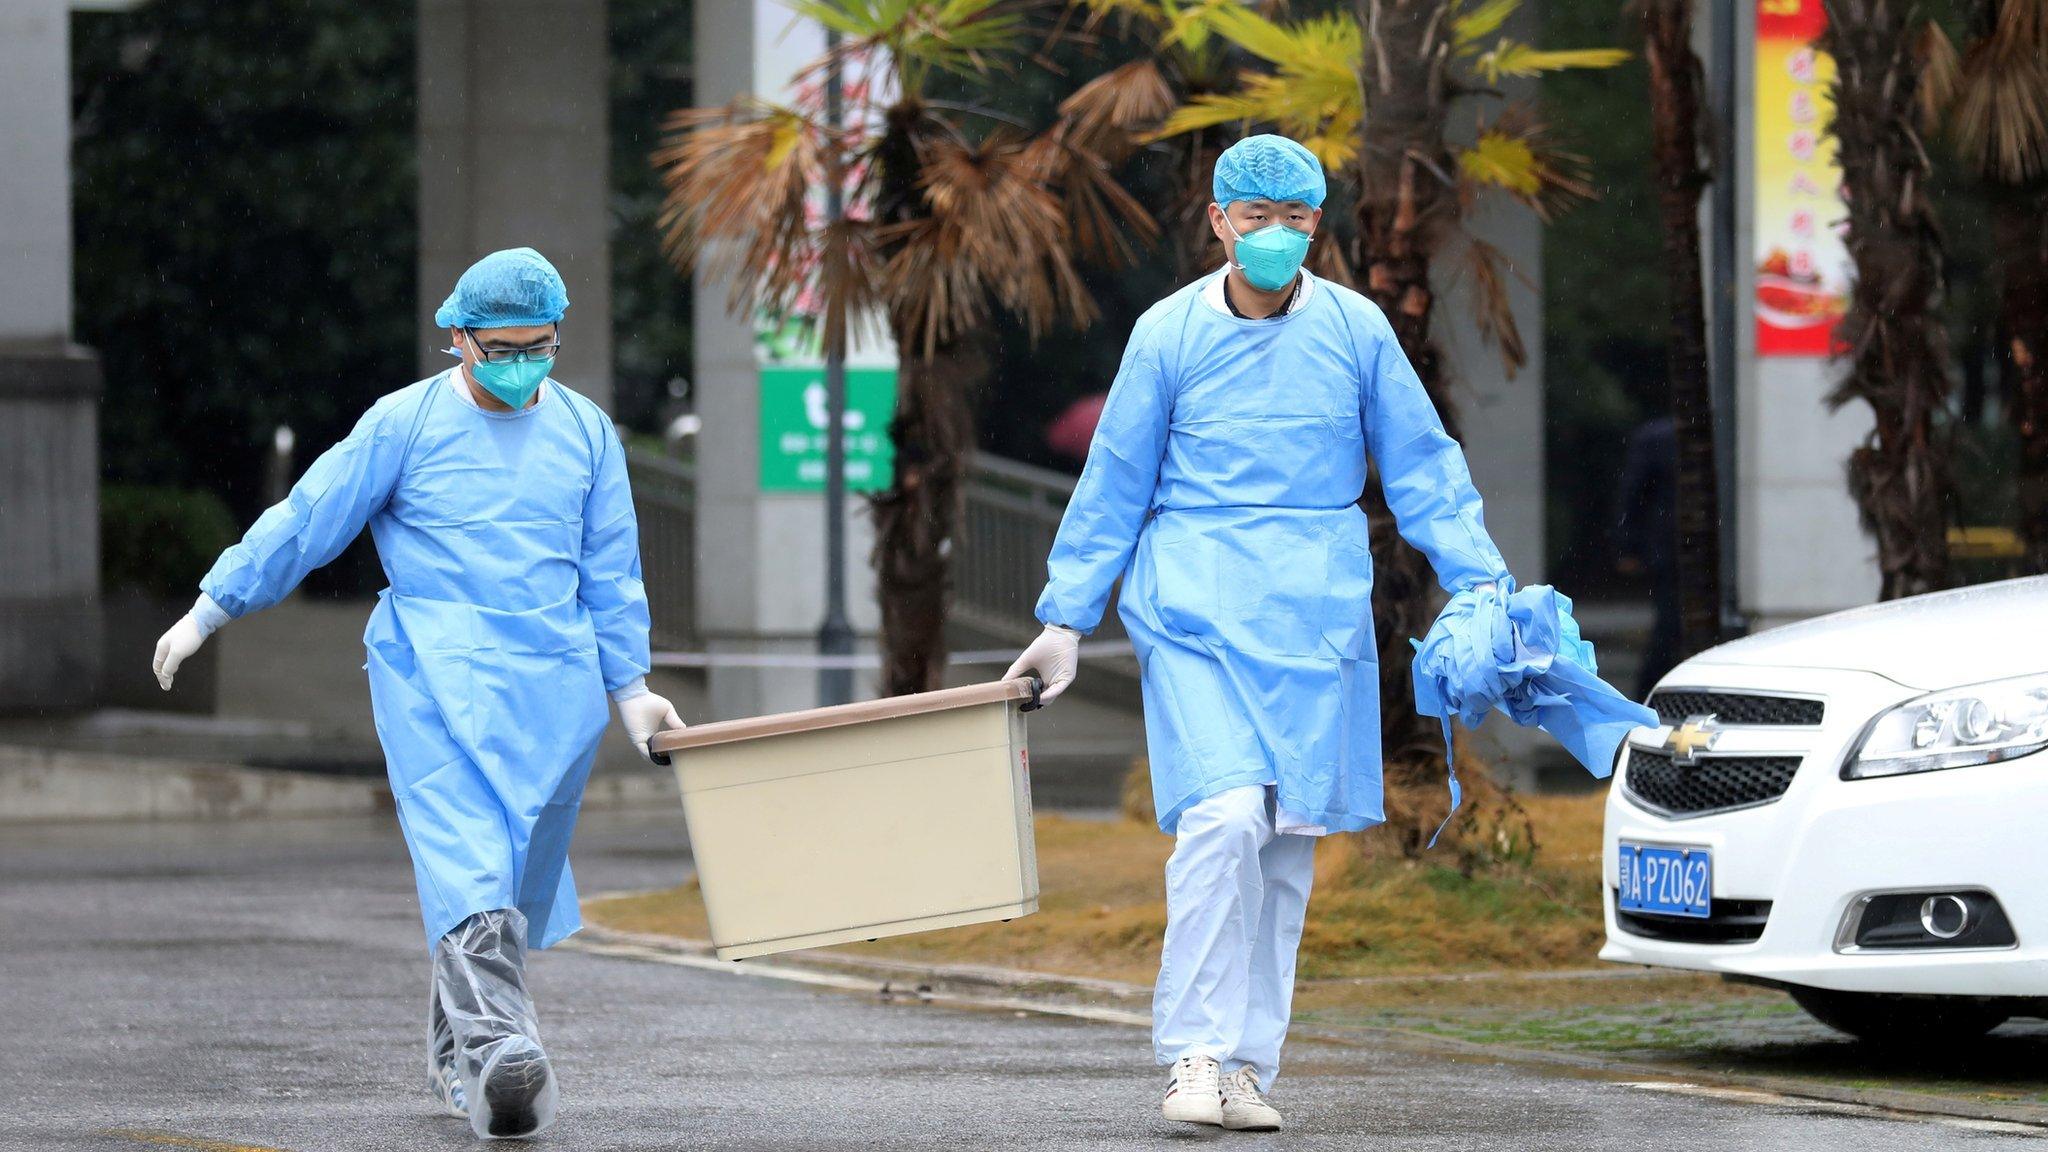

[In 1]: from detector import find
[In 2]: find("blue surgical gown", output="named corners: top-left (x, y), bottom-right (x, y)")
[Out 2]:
top-left (1035, 271), bottom-right (1510, 835)
top-left (201, 372), bottom-right (651, 949)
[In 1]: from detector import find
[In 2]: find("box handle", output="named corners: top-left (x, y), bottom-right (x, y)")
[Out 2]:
top-left (1019, 675), bottom-right (1045, 713)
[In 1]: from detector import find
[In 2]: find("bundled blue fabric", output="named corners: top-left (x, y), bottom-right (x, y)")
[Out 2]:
top-left (1410, 579), bottom-right (1659, 845)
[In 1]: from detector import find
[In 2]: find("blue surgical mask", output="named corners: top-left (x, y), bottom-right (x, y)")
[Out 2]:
top-left (1221, 209), bottom-right (1313, 292)
top-left (462, 334), bottom-right (552, 408)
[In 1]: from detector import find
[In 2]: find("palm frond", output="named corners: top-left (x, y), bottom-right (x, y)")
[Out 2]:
top-left (1058, 58), bottom-right (1178, 156)
top-left (1915, 19), bottom-right (1959, 136)
top-left (1201, 3), bottom-right (1332, 66)
top-left (1149, 7), bottom-right (1361, 162)
top-left (1953, 56), bottom-right (2048, 183)
top-left (1945, 0), bottom-right (2048, 184)
top-left (1455, 106), bottom-right (1594, 219)
top-left (879, 136), bottom-right (1101, 358)
top-left (1451, 0), bottom-right (1520, 53)
top-left (1993, 0), bottom-right (2048, 52)
top-left (1306, 227), bottom-right (1358, 288)
top-left (1022, 127), bottom-right (1161, 268)
top-left (810, 215), bottom-right (888, 359)
top-left (1073, 0), bottom-right (1172, 49)
top-left (1077, 0), bottom-right (1167, 24)
top-left (782, 0), bottom-right (893, 39)
top-left (1152, 89), bottom-right (1272, 136)
top-left (787, 0), bottom-right (1028, 93)
top-left (1459, 130), bottom-right (1543, 197)
top-left (653, 101), bottom-right (829, 318)
top-left (1460, 236), bottom-right (1529, 378)
top-left (1157, 0), bottom-right (1243, 52)
top-left (1472, 39), bottom-right (1629, 83)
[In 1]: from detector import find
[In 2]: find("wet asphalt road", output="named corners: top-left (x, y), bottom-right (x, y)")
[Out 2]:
top-left (2, 812), bottom-right (2041, 1151)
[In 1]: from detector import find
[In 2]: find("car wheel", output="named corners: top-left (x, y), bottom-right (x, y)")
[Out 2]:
top-left (1789, 987), bottom-right (2010, 1046)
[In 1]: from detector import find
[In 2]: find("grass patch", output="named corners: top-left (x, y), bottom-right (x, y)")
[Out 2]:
top-left (585, 792), bottom-right (1611, 986)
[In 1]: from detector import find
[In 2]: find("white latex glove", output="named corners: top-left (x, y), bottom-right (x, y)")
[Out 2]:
top-left (1004, 624), bottom-right (1081, 705)
top-left (615, 684), bottom-right (686, 762)
top-left (153, 595), bottom-right (230, 690)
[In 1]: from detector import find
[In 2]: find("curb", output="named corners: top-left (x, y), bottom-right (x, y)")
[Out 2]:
top-left (0, 743), bottom-right (392, 823)
top-left (569, 921), bottom-right (2048, 1132)
top-left (0, 744), bottom-right (676, 823)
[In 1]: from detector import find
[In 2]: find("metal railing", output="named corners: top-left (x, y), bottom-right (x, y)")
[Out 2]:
top-left (952, 453), bottom-right (1075, 641)
top-left (955, 454), bottom-right (1140, 690)
top-left (627, 446), bottom-right (1137, 688)
top-left (628, 448), bottom-right (697, 650)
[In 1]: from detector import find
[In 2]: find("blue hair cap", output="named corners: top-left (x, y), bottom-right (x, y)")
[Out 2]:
top-left (1212, 134), bottom-right (1327, 209)
top-left (434, 247), bottom-right (571, 329)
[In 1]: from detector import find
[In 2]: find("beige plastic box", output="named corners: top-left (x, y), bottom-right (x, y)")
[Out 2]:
top-left (648, 679), bottom-right (1042, 961)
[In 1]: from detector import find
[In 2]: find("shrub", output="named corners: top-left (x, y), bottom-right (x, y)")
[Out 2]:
top-left (100, 484), bottom-right (239, 599)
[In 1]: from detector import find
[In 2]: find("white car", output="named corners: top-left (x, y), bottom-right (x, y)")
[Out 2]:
top-left (1600, 575), bottom-right (2048, 1043)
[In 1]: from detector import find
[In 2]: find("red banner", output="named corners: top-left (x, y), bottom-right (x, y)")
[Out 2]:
top-left (1754, 0), bottom-right (1849, 356)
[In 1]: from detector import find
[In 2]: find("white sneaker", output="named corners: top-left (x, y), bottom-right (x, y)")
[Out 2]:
top-left (1221, 1065), bottom-right (1282, 1132)
top-left (1161, 1055), bottom-right (1224, 1125)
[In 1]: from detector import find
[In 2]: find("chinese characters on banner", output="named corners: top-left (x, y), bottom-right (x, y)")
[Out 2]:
top-left (1755, 0), bottom-right (1851, 356)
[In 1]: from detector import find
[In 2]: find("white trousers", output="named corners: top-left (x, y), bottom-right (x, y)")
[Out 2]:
top-left (1152, 785), bottom-right (1317, 1088)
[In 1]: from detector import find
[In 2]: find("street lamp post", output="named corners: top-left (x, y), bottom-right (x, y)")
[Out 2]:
top-left (817, 28), bottom-right (855, 706)
top-left (1708, 0), bottom-right (1743, 640)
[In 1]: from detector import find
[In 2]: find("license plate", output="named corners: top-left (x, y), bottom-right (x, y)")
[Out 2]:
top-left (1617, 842), bottom-right (1712, 918)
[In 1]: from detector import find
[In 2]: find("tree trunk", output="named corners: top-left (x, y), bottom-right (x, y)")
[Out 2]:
top-left (1995, 185), bottom-right (2048, 574)
top-left (1170, 135), bottom-right (1225, 287)
top-left (867, 101), bottom-right (976, 696)
top-left (1642, 0), bottom-right (1724, 655)
top-left (1352, 0), bottom-right (1469, 854)
top-left (870, 341), bottom-right (978, 695)
top-left (1820, 0), bottom-right (1954, 599)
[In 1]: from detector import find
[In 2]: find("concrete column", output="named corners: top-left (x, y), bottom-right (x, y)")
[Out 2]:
top-left (1435, 197), bottom-right (1546, 586)
top-left (1433, 0), bottom-right (1545, 587)
top-left (417, 0), bottom-right (612, 410)
top-left (1437, 221), bottom-right (1551, 785)
top-left (0, 1), bottom-right (72, 344)
top-left (0, 0), bottom-right (103, 712)
top-left (693, 0), bottom-right (885, 718)
top-left (1732, 9), bottom-right (1879, 630)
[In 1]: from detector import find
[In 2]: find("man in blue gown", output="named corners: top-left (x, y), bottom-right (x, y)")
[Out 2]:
top-left (1007, 136), bottom-right (1518, 1132)
top-left (150, 247), bottom-right (685, 1139)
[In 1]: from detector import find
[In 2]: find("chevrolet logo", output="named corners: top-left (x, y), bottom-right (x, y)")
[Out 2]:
top-left (1663, 714), bottom-right (1721, 767)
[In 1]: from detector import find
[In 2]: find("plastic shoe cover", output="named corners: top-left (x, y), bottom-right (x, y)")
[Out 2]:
top-left (477, 1039), bottom-right (557, 1139)
top-left (432, 909), bottom-right (560, 1140)
top-left (427, 991), bottom-right (468, 1118)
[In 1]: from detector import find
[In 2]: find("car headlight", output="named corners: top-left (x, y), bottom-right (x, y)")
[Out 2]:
top-left (1843, 672), bottom-right (2048, 779)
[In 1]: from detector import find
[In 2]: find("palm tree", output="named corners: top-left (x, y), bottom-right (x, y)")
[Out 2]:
top-left (1152, 0), bottom-right (1624, 854)
top-left (1640, 0), bottom-right (1722, 656)
top-left (1820, 0), bottom-right (1955, 599)
top-left (1923, 1), bottom-right (2048, 575)
top-left (1056, 0), bottom-right (1338, 284)
top-left (655, 0), bottom-right (1154, 696)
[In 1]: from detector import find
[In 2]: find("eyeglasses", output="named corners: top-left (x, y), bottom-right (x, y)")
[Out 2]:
top-left (464, 329), bottom-right (560, 365)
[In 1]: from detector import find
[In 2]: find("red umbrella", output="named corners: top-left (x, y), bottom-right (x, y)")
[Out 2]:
top-left (1045, 393), bottom-right (1107, 460)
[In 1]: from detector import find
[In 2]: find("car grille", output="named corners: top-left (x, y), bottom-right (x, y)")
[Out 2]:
top-left (1615, 896), bottom-right (1772, 945)
top-left (1622, 748), bottom-right (1803, 816)
top-left (1649, 689), bottom-right (1824, 726)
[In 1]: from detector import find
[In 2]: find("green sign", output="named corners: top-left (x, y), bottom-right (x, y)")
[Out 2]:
top-left (758, 365), bottom-right (897, 492)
